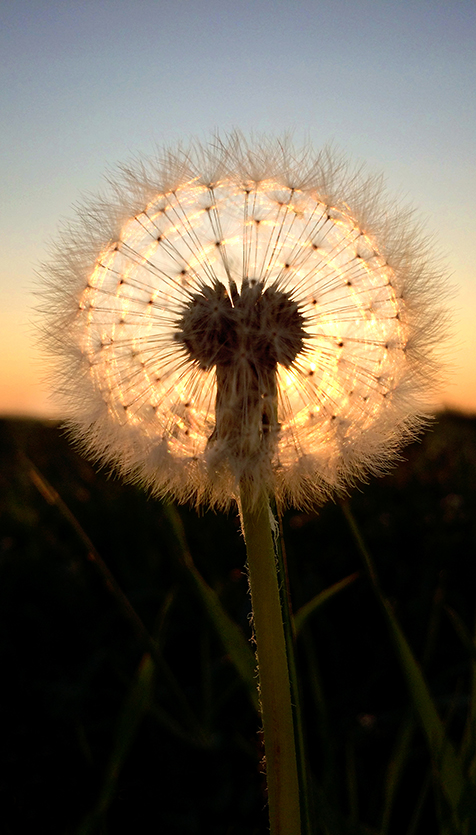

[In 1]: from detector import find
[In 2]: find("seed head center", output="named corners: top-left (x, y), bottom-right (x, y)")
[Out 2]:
top-left (176, 279), bottom-right (306, 372)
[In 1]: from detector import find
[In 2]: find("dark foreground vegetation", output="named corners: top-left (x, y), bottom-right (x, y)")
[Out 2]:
top-left (1, 412), bottom-right (476, 834)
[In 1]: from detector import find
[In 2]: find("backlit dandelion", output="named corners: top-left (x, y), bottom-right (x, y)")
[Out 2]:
top-left (41, 134), bottom-right (446, 509)
top-left (40, 134), bottom-right (449, 835)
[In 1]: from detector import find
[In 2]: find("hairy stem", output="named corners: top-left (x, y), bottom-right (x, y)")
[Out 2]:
top-left (240, 482), bottom-right (301, 835)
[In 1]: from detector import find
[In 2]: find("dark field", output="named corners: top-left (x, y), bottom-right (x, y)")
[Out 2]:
top-left (1, 412), bottom-right (476, 834)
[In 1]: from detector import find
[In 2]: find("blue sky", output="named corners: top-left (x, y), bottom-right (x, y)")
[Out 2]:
top-left (1, 0), bottom-right (475, 414)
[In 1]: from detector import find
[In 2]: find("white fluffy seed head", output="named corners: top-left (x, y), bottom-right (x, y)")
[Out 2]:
top-left (39, 133), bottom-right (448, 509)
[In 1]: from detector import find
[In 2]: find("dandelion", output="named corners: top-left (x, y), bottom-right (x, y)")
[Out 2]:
top-left (41, 133), bottom-right (446, 511)
top-left (39, 133), bottom-right (448, 835)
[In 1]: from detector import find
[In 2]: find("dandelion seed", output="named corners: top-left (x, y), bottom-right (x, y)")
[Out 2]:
top-left (40, 133), bottom-right (447, 508)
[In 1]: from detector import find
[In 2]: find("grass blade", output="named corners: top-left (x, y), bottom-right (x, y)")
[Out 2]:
top-left (294, 572), bottom-right (359, 634)
top-left (78, 653), bottom-right (155, 834)
top-left (342, 500), bottom-right (467, 829)
top-left (163, 502), bottom-right (259, 713)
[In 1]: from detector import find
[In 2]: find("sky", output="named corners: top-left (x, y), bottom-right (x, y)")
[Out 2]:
top-left (1, 0), bottom-right (475, 417)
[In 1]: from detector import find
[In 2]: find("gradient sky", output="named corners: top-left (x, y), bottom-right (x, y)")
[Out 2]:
top-left (1, 0), bottom-right (475, 416)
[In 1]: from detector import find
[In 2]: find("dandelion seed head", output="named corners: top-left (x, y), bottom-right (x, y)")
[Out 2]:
top-left (40, 133), bottom-right (448, 508)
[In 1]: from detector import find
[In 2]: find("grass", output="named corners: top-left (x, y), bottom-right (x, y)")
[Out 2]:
top-left (1, 411), bottom-right (476, 834)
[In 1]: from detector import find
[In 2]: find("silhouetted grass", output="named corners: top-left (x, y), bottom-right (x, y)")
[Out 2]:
top-left (1, 411), bottom-right (475, 834)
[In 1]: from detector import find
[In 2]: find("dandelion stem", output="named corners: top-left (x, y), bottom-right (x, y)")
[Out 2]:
top-left (240, 482), bottom-right (301, 835)
top-left (273, 510), bottom-right (314, 835)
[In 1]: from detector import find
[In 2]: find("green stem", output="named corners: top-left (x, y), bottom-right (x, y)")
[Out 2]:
top-left (240, 482), bottom-right (301, 835)
top-left (273, 506), bottom-right (313, 835)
